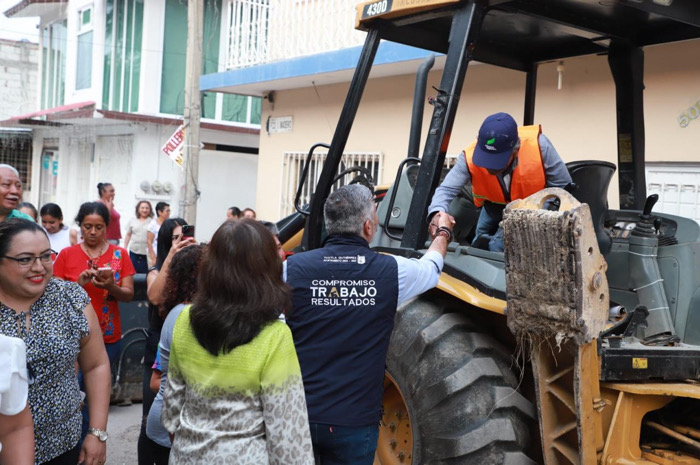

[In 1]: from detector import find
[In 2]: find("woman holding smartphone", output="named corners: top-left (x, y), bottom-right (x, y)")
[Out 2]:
top-left (54, 202), bottom-right (135, 368)
top-left (139, 218), bottom-right (194, 465)
top-left (146, 244), bottom-right (206, 464)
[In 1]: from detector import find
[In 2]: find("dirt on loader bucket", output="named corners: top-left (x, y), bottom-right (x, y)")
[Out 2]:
top-left (502, 188), bottom-right (609, 347)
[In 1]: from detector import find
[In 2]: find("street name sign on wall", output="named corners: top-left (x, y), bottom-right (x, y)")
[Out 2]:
top-left (162, 125), bottom-right (186, 169)
top-left (268, 116), bottom-right (293, 133)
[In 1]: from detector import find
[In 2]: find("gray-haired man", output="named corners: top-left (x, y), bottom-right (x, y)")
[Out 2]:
top-left (0, 165), bottom-right (32, 223)
top-left (284, 184), bottom-right (454, 464)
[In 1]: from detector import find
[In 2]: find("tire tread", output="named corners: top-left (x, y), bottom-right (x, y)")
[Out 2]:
top-left (387, 299), bottom-right (535, 464)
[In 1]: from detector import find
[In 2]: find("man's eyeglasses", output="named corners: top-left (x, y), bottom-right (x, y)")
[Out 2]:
top-left (2, 252), bottom-right (54, 268)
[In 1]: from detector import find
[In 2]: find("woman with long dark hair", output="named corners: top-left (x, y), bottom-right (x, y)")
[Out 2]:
top-left (162, 219), bottom-right (313, 464)
top-left (138, 218), bottom-right (195, 465)
top-left (145, 244), bottom-right (205, 464)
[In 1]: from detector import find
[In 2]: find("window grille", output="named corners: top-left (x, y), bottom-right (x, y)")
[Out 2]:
top-left (0, 132), bottom-right (33, 190)
top-left (280, 151), bottom-right (383, 217)
top-left (227, 0), bottom-right (364, 69)
top-left (228, 0), bottom-right (270, 68)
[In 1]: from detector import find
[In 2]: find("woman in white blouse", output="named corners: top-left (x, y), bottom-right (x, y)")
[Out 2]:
top-left (40, 203), bottom-right (75, 255)
top-left (0, 334), bottom-right (34, 464)
top-left (124, 200), bottom-right (153, 274)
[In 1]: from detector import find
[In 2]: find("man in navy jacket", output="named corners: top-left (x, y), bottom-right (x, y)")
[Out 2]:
top-left (285, 184), bottom-right (454, 464)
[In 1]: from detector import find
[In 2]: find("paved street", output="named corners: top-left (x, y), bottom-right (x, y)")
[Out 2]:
top-left (106, 402), bottom-right (142, 464)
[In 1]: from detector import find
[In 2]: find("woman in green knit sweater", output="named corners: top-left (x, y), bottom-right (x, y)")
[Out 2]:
top-left (161, 219), bottom-right (313, 464)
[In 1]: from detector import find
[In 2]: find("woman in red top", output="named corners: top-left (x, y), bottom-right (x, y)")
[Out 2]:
top-left (54, 201), bottom-right (135, 367)
top-left (98, 182), bottom-right (122, 245)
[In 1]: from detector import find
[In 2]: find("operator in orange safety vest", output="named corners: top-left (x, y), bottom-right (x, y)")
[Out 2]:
top-left (428, 112), bottom-right (572, 252)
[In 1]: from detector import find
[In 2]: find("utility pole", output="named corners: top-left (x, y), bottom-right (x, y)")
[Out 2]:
top-left (182, 0), bottom-right (203, 224)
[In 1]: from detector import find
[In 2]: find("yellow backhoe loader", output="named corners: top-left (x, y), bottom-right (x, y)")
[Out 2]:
top-left (276, 1), bottom-right (700, 463)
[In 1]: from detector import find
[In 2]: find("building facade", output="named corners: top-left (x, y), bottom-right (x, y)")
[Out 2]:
top-left (202, 0), bottom-right (700, 225)
top-left (3, 0), bottom-right (262, 240)
top-left (0, 38), bottom-right (38, 190)
top-left (0, 38), bottom-right (38, 119)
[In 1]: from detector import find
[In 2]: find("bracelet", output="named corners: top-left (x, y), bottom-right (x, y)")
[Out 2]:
top-left (434, 226), bottom-right (452, 242)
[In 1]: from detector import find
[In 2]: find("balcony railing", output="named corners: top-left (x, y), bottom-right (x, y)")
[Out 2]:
top-left (227, 0), bottom-right (366, 69)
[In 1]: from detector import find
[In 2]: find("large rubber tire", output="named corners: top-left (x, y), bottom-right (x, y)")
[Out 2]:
top-left (385, 297), bottom-right (537, 464)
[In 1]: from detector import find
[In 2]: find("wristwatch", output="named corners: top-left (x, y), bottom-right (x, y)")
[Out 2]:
top-left (87, 428), bottom-right (109, 442)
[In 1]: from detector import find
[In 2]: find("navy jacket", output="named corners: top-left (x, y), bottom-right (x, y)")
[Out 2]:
top-left (285, 234), bottom-right (399, 426)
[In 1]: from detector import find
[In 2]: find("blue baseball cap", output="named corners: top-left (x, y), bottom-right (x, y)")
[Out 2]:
top-left (472, 112), bottom-right (519, 171)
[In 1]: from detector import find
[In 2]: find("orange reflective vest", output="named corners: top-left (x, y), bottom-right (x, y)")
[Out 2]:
top-left (466, 125), bottom-right (546, 207)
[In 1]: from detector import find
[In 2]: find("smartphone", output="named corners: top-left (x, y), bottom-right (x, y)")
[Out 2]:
top-left (182, 224), bottom-right (195, 239)
top-left (97, 267), bottom-right (112, 277)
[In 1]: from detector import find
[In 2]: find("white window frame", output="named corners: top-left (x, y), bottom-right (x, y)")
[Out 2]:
top-left (75, 5), bottom-right (94, 90)
top-left (78, 5), bottom-right (93, 32)
top-left (646, 163), bottom-right (700, 225)
top-left (41, 20), bottom-right (67, 109)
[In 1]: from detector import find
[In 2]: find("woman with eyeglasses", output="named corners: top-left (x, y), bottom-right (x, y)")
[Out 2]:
top-left (0, 218), bottom-right (111, 465)
top-left (53, 202), bottom-right (135, 370)
top-left (138, 217), bottom-right (195, 465)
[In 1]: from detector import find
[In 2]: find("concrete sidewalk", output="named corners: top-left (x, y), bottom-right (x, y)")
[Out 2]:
top-left (106, 402), bottom-right (142, 464)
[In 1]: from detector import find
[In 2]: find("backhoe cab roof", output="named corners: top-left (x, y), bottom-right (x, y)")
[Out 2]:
top-left (356, 0), bottom-right (700, 71)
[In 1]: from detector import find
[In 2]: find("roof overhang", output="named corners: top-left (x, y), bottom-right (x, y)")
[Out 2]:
top-left (0, 128), bottom-right (32, 135)
top-left (0, 101), bottom-right (260, 135)
top-left (201, 41), bottom-right (448, 97)
top-left (96, 109), bottom-right (260, 134)
top-left (3, 0), bottom-right (66, 18)
top-left (0, 101), bottom-right (94, 126)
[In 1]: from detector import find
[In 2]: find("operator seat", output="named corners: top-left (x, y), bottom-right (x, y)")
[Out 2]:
top-left (565, 160), bottom-right (616, 256)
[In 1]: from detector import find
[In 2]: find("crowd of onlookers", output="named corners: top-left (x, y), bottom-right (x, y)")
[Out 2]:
top-left (0, 160), bottom-right (456, 465)
top-left (2, 111), bottom-right (581, 464)
top-left (0, 162), bottom-right (290, 465)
